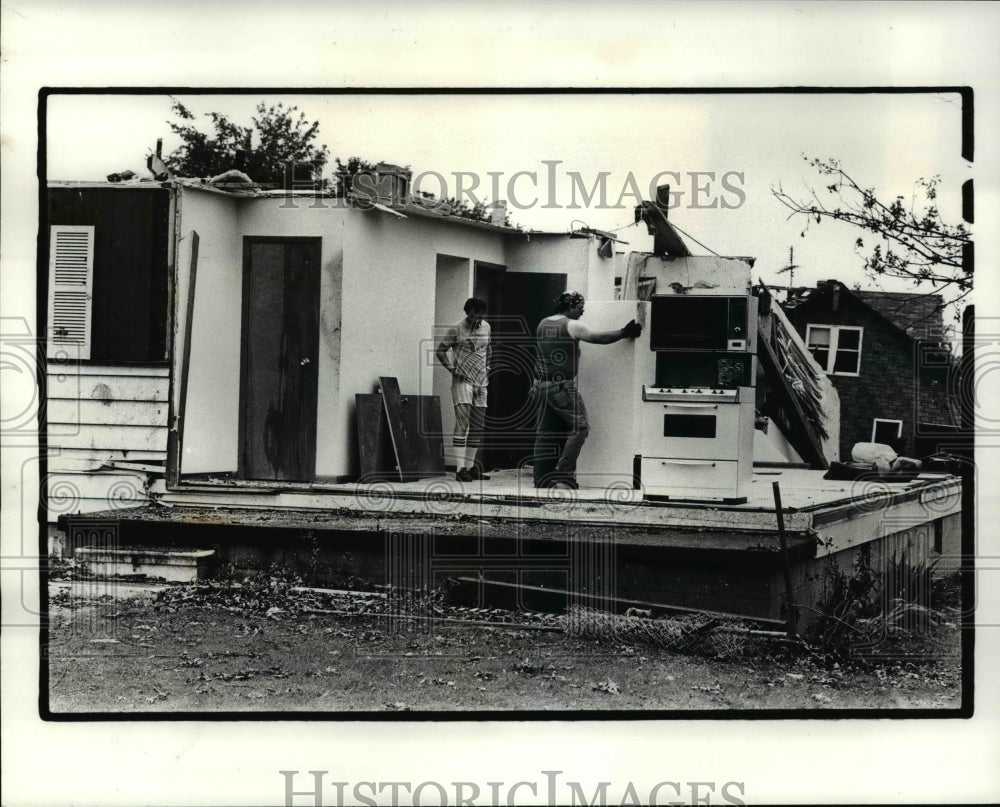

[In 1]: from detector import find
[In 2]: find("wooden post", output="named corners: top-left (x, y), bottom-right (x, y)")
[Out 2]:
top-left (772, 480), bottom-right (798, 638)
top-left (174, 231), bottom-right (199, 483)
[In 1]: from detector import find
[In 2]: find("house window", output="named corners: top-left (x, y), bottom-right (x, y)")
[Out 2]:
top-left (872, 418), bottom-right (903, 445)
top-left (806, 324), bottom-right (863, 376)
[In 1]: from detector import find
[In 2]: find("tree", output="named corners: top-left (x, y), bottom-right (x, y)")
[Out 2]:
top-left (165, 100), bottom-right (330, 187)
top-left (164, 100), bottom-right (519, 227)
top-left (330, 156), bottom-right (379, 196)
top-left (772, 157), bottom-right (972, 306)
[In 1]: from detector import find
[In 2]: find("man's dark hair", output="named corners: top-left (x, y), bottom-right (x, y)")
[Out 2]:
top-left (464, 297), bottom-right (488, 315)
top-left (554, 290), bottom-right (585, 313)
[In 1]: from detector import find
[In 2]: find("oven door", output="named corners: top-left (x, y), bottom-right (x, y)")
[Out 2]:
top-left (641, 400), bottom-right (741, 461)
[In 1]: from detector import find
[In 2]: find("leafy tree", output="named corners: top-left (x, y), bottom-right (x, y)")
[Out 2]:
top-left (165, 100), bottom-right (330, 188)
top-left (164, 100), bottom-right (519, 227)
top-left (772, 157), bottom-right (972, 307)
top-left (331, 156), bottom-right (379, 196)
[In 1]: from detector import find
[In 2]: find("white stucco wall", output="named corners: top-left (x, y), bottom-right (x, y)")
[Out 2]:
top-left (504, 235), bottom-right (599, 297)
top-left (338, 211), bottom-right (506, 477)
top-left (176, 189), bottom-right (242, 474)
top-left (622, 253), bottom-right (754, 298)
top-left (178, 196), bottom-right (615, 479)
top-left (177, 191), bottom-right (348, 477)
top-left (586, 238), bottom-right (621, 302)
top-left (237, 197), bottom-right (347, 477)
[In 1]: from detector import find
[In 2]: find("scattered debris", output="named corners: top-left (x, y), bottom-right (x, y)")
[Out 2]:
top-left (592, 679), bottom-right (620, 695)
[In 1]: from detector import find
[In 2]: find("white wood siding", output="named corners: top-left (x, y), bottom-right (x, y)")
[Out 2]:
top-left (45, 362), bottom-right (170, 521)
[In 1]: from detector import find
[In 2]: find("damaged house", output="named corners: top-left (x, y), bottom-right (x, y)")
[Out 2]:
top-left (41, 171), bottom-right (962, 626)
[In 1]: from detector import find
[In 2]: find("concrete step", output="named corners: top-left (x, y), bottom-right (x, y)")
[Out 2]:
top-left (74, 547), bottom-right (215, 583)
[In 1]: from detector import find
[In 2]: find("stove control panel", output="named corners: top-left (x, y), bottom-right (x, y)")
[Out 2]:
top-left (642, 385), bottom-right (740, 403)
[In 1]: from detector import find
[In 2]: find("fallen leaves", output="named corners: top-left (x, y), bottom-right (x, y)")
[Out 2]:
top-left (418, 677), bottom-right (455, 687)
top-left (592, 678), bottom-right (620, 695)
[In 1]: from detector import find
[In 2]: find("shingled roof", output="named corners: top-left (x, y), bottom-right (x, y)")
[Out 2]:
top-left (854, 290), bottom-right (946, 340)
top-left (784, 281), bottom-right (947, 341)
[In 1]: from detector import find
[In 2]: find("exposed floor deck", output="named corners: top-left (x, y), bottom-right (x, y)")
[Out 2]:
top-left (109, 466), bottom-right (963, 554)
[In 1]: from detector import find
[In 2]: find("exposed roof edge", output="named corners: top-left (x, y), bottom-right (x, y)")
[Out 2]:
top-left (628, 251), bottom-right (757, 266)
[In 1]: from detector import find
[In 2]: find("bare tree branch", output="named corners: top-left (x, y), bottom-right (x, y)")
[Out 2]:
top-left (772, 157), bottom-right (971, 296)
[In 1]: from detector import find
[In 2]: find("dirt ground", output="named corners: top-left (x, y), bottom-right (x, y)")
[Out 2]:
top-left (45, 578), bottom-right (963, 714)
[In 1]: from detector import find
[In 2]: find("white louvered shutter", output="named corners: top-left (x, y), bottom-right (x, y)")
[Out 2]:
top-left (48, 225), bottom-right (94, 360)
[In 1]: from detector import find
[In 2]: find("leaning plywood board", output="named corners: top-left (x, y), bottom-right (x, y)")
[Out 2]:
top-left (413, 395), bottom-right (445, 478)
top-left (355, 393), bottom-right (396, 481)
top-left (378, 377), bottom-right (445, 481)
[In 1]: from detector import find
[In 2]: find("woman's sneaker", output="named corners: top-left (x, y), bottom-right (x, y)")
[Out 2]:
top-left (455, 467), bottom-right (474, 482)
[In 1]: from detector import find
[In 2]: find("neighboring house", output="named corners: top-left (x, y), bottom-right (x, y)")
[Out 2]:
top-left (782, 280), bottom-right (958, 460)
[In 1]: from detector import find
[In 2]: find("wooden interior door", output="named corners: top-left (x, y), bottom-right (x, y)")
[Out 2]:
top-left (239, 238), bottom-right (320, 481)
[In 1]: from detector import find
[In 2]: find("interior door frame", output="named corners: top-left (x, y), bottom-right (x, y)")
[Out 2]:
top-left (238, 236), bottom-right (321, 481)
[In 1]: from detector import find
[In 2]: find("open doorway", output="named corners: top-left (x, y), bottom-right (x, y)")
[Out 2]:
top-left (475, 263), bottom-right (566, 470)
top-left (433, 254), bottom-right (472, 465)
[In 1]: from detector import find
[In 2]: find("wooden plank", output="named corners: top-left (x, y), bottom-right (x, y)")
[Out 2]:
top-left (47, 455), bottom-right (165, 473)
top-left (414, 395), bottom-right (445, 477)
top-left (757, 320), bottom-right (829, 470)
top-left (378, 377), bottom-right (417, 480)
top-left (47, 447), bottom-right (167, 472)
top-left (50, 447), bottom-right (167, 464)
top-left (641, 200), bottom-right (693, 257)
top-left (355, 393), bottom-right (396, 481)
top-left (89, 188), bottom-right (114, 358)
top-left (176, 229), bottom-right (199, 482)
top-left (148, 188), bottom-right (171, 360)
top-left (48, 423), bottom-right (168, 452)
top-left (47, 372), bottom-right (169, 402)
top-left (43, 471), bottom-right (150, 521)
top-left (48, 399), bottom-right (168, 427)
top-left (116, 191), bottom-right (143, 361)
top-left (46, 362), bottom-right (170, 377)
top-left (44, 498), bottom-right (150, 522)
top-left (45, 471), bottom-right (151, 497)
top-left (378, 381), bottom-right (444, 480)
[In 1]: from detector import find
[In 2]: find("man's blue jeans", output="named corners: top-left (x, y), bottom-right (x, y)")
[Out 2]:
top-left (532, 379), bottom-right (590, 486)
